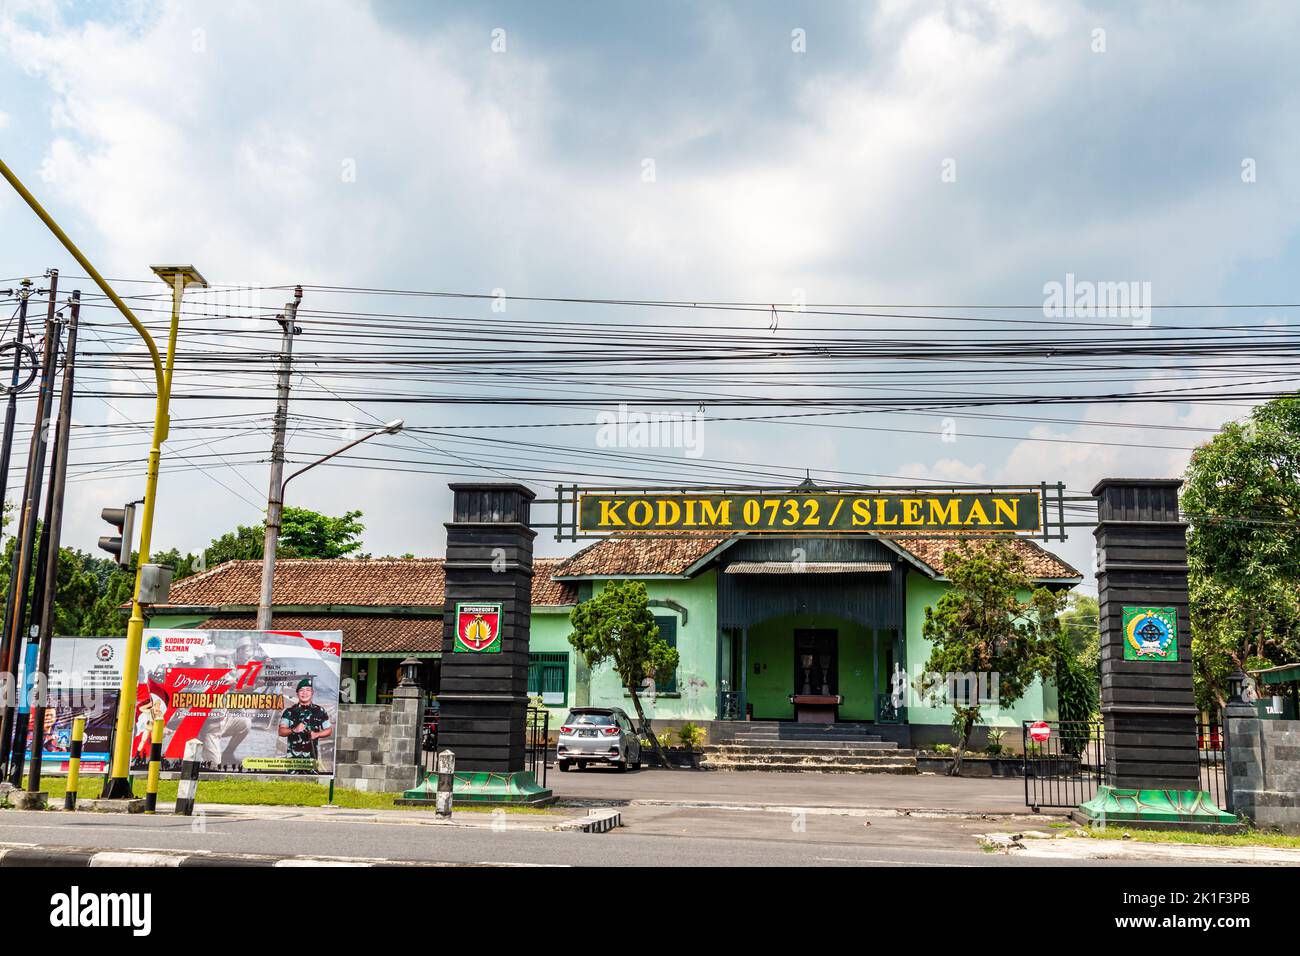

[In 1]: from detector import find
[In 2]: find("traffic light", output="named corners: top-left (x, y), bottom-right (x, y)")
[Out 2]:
top-left (98, 503), bottom-right (136, 567)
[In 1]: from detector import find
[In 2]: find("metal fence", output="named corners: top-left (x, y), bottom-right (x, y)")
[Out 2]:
top-left (527, 708), bottom-right (550, 788)
top-left (1022, 720), bottom-right (1105, 810)
top-left (1022, 719), bottom-right (1230, 812)
top-left (420, 707), bottom-right (550, 789)
top-left (1198, 720), bottom-right (1228, 811)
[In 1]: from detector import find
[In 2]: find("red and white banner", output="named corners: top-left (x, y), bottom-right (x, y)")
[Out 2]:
top-left (138, 629), bottom-right (343, 776)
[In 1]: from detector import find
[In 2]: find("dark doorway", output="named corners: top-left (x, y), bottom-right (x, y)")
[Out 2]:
top-left (794, 629), bottom-right (838, 697)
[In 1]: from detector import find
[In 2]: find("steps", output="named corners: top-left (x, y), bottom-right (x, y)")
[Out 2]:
top-left (703, 722), bottom-right (918, 774)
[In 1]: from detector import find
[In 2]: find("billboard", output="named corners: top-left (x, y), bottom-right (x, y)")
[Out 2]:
top-left (18, 630), bottom-right (342, 777)
top-left (18, 637), bottom-right (125, 774)
top-left (138, 629), bottom-right (342, 776)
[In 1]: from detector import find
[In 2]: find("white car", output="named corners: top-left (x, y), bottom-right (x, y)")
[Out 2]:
top-left (556, 707), bottom-right (642, 772)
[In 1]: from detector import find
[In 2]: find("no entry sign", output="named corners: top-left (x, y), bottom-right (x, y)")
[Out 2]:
top-left (1028, 720), bottom-right (1051, 743)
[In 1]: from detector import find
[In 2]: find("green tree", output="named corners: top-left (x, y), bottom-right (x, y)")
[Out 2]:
top-left (197, 507), bottom-right (366, 569)
top-left (921, 540), bottom-right (1066, 776)
top-left (1058, 592), bottom-right (1100, 670)
top-left (567, 580), bottom-right (680, 770)
top-left (1183, 395), bottom-right (1300, 710)
top-left (279, 507), bottom-right (365, 558)
top-left (1053, 594), bottom-right (1100, 752)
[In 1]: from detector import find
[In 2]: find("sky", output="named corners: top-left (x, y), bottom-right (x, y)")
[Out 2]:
top-left (1, 0), bottom-right (1298, 588)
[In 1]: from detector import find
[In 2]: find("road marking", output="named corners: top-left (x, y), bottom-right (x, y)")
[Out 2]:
top-left (815, 856), bottom-right (975, 866)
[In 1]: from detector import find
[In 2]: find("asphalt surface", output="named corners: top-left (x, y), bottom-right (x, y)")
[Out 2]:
top-left (0, 805), bottom-right (1188, 867)
top-left (546, 765), bottom-right (1037, 813)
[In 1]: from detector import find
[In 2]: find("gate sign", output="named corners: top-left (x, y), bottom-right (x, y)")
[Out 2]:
top-left (455, 602), bottom-right (503, 653)
top-left (1028, 721), bottom-right (1051, 743)
top-left (1122, 606), bottom-right (1178, 662)
top-left (578, 490), bottom-right (1041, 535)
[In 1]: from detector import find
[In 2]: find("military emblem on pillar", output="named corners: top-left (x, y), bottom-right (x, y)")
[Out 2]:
top-left (454, 602), bottom-right (503, 653)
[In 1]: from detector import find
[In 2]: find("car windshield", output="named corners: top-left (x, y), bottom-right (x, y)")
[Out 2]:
top-left (567, 712), bottom-right (616, 726)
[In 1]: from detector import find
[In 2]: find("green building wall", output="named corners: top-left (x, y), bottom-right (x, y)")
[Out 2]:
top-left (903, 571), bottom-right (1056, 733)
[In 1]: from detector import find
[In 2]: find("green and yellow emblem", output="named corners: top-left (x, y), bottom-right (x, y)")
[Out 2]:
top-left (1122, 606), bottom-right (1178, 662)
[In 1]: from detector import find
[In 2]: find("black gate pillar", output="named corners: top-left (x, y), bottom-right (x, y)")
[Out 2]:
top-left (1077, 478), bottom-right (1235, 829)
top-left (400, 483), bottom-right (552, 806)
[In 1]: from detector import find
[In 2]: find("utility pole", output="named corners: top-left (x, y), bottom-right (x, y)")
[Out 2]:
top-left (0, 271), bottom-right (60, 782)
top-left (26, 291), bottom-right (79, 793)
top-left (0, 278), bottom-right (33, 541)
top-left (256, 286), bottom-right (302, 631)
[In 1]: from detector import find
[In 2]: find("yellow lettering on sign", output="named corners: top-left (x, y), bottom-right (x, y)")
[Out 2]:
top-left (851, 499), bottom-right (871, 526)
top-left (657, 499), bottom-right (681, 527)
top-left (628, 500), bottom-right (652, 526)
top-left (900, 499), bottom-right (923, 525)
top-left (964, 499), bottom-right (991, 525)
top-left (701, 499), bottom-right (730, 526)
top-left (874, 498), bottom-right (899, 526)
top-left (599, 500), bottom-right (625, 527)
top-left (928, 498), bottom-right (960, 525)
top-left (993, 498), bottom-right (1018, 526)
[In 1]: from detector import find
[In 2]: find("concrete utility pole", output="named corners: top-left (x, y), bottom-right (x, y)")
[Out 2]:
top-left (0, 278), bottom-right (34, 542)
top-left (257, 286), bottom-right (302, 630)
top-left (0, 272), bottom-right (60, 781)
top-left (26, 290), bottom-right (79, 793)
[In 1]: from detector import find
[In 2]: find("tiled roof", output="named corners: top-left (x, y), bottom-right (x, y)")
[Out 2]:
top-left (897, 536), bottom-right (1081, 580)
top-left (166, 558), bottom-right (445, 607)
top-left (531, 558), bottom-right (579, 606)
top-left (553, 534), bottom-right (1080, 582)
top-left (552, 534), bottom-right (726, 577)
top-left (195, 614), bottom-right (442, 654)
top-left (162, 556), bottom-right (578, 610)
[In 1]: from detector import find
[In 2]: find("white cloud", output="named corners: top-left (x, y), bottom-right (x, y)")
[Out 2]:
top-left (1, 0), bottom-right (1295, 562)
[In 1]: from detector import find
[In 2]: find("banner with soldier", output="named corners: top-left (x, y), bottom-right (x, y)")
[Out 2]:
top-left (137, 629), bottom-right (342, 776)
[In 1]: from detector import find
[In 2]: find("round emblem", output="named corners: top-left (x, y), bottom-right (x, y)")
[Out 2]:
top-left (1125, 611), bottom-right (1174, 658)
top-left (97, 643), bottom-right (114, 662)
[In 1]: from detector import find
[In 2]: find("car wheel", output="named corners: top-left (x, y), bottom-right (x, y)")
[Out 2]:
top-left (616, 754), bottom-right (628, 773)
top-left (558, 760), bottom-right (570, 772)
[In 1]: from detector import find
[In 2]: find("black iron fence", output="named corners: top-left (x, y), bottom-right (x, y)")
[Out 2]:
top-left (1022, 720), bottom-right (1105, 810)
top-left (421, 707), bottom-right (550, 789)
top-left (1198, 720), bottom-right (1228, 812)
top-left (1022, 719), bottom-right (1230, 812)
top-left (527, 708), bottom-right (550, 788)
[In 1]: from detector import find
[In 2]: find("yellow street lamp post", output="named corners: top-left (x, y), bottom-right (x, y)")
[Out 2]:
top-left (0, 156), bottom-right (201, 799)
top-left (100, 265), bottom-right (206, 796)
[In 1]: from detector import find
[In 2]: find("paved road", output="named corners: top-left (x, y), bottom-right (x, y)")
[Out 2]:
top-left (0, 806), bottom-right (1178, 867)
top-left (546, 765), bottom-right (1041, 814)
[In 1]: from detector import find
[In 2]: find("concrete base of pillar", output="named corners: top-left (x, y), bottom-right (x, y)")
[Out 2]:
top-left (398, 770), bottom-right (554, 807)
top-left (1074, 785), bottom-right (1242, 833)
top-left (76, 797), bottom-right (147, 814)
top-left (10, 790), bottom-right (48, 810)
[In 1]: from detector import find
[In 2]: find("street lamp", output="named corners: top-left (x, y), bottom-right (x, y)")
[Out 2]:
top-left (0, 157), bottom-right (204, 800)
top-left (256, 419), bottom-right (404, 629)
top-left (102, 265), bottom-right (206, 797)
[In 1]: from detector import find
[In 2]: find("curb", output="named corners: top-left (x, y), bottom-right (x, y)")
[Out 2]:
top-left (0, 843), bottom-right (473, 868)
top-left (550, 809), bottom-right (621, 833)
top-left (576, 798), bottom-right (1064, 820)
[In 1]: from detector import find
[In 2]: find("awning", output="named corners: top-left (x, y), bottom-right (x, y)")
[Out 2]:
top-left (1251, 663), bottom-right (1300, 685)
top-left (724, 561), bottom-right (892, 574)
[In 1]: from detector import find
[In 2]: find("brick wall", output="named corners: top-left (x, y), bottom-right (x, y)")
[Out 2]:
top-left (334, 696), bottom-right (421, 793)
top-left (1229, 718), bottom-right (1300, 832)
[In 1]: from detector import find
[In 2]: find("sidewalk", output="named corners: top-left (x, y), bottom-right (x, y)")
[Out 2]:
top-left (71, 801), bottom-right (622, 833)
top-left (545, 766), bottom-right (1052, 816)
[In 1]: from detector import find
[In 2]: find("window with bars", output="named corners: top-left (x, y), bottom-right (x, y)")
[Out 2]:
top-left (528, 652), bottom-right (569, 706)
top-left (653, 615), bottom-right (678, 694)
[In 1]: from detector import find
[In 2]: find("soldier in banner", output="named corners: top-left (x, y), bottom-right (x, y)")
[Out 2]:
top-left (278, 677), bottom-right (332, 772)
top-left (199, 635), bottom-right (268, 770)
